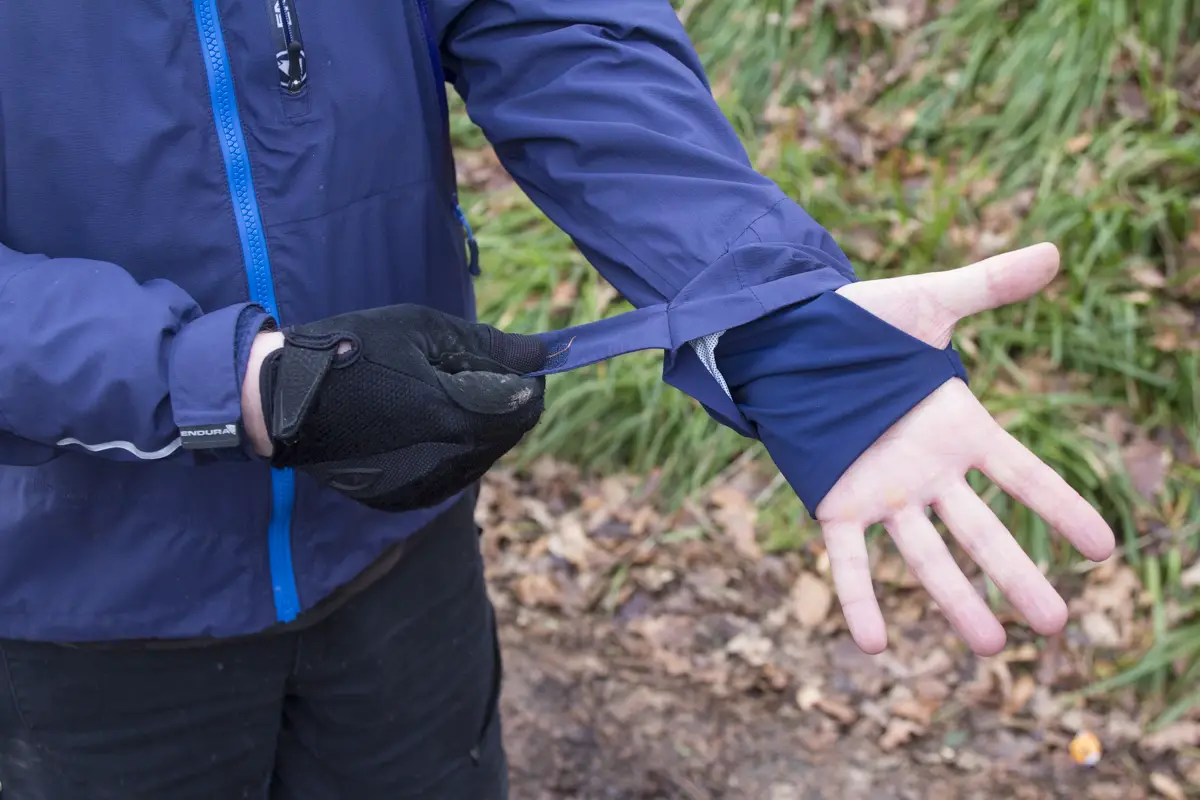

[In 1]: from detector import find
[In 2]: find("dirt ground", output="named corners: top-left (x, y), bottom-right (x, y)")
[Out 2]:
top-left (478, 462), bottom-right (1199, 800)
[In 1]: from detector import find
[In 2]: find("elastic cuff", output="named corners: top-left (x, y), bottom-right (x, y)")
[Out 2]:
top-left (235, 306), bottom-right (276, 389)
top-left (168, 303), bottom-right (263, 453)
top-left (719, 291), bottom-right (968, 515)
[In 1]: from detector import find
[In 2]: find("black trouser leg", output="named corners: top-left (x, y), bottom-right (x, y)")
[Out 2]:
top-left (271, 495), bottom-right (507, 799)
top-left (0, 633), bottom-right (290, 799)
top-left (0, 494), bottom-right (507, 800)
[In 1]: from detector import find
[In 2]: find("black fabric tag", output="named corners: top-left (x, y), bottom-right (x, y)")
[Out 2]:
top-left (179, 423), bottom-right (240, 450)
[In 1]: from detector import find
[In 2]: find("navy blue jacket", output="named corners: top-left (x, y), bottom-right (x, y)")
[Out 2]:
top-left (0, 0), bottom-right (962, 641)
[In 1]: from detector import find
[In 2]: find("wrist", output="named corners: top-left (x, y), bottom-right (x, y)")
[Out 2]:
top-left (718, 292), bottom-right (966, 514)
top-left (242, 330), bottom-right (284, 457)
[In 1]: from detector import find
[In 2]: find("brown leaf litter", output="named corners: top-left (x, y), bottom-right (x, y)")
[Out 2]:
top-left (482, 458), bottom-right (1197, 799)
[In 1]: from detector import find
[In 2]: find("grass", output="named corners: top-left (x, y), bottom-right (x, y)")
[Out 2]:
top-left (451, 1), bottom-right (1200, 718)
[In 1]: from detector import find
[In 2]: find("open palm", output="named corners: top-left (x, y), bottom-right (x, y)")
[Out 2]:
top-left (818, 243), bottom-right (1115, 656)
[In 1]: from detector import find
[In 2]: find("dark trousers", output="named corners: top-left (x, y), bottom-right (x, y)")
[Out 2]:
top-left (0, 496), bottom-right (507, 799)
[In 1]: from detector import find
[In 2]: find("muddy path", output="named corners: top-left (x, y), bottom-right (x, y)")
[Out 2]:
top-left (481, 464), bottom-right (1193, 799)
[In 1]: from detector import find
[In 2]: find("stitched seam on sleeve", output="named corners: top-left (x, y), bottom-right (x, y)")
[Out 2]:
top-left (686, 198), bottom-right (785, 399)
top-left (720, 196), bottom-right (784, 293)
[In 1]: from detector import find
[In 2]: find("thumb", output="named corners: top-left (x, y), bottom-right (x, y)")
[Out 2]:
top-left (917, 242), bottom-right (1061, 322)
top-left (436, 369), bottom-right (547, 418)
top-left (485, 328), bottom-right (549, 375)
top-left (835, 242), bottom-right (1061, 348)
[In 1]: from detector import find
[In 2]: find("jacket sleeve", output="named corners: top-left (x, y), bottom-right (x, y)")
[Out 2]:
top-left (434, 0), bottom-right (967, 514)
top-left (0, 242), bottom-right (271, 465)
top-left (434, 0), bottom-right (854, 305)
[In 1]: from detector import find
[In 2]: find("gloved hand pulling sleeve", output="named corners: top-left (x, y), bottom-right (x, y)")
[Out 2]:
top-left (257, 304), bottom-right (547, 512)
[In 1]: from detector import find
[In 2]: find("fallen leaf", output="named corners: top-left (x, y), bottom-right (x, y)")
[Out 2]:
top-left (977, 729), bottom-right (1042, 764)
top-left (976, 229), bottom-right (1013, 257)
top-left (791, 572), bottom-right (834, 629)
top-left (520, 496), bottom-right (559, 532)
top-left (960, 662), bottom-right (998, 705)
top-left (831, 125), bottom-right (873, 166)
top-left (625, 614), bottom-right (700, 677)
top-left (968, 175), bottom-right (1000, 201)
top-left (710, 486), bottom-right (762, 559)
top-left (1080, 564), bottom-right (1141, 613)
top-left (914, 677), bottom-right (951, 702)
top-left (1149, 772), bottom-right (1186, 800)
top-left (1179, 559), bottom-right (1200, 589)
top-left (1155, 329), bottom-right (1182, 352)
top-left (1116, 83), bottom-right (1151, 122)
top-left (1128, 258), bottom-right (1167, 288)
top-left (1121, 437), bottom-right (1171, 499)
top-left (547, 516), bottom-right (598, 571)
top-left (1141, 722), bottom-right (1200, 754)
top-left (550, 280), bottom-right (579, 311)
top-left (842, 228), bottom-right (885, 262)
top-left (726, 628), bottom-right (774, 668)
top-left (827, 635), bottom-right (888, 696)
top-left (1001, 643), bottom-right (1041, 663)
top-left (1066, 133), bottom-right (1093, 154)
top-left (795, 683), bottom-right (823, 711)
top-left (1081, 611), bottom-right (1124, 648)
top-left (762, 662), bottom-right (790, 691)
top-left (513, 573), bottom-right (563, 609)
top-left (1002, 673), bottom-right (1037, 716)
top-left (892, 695), bottom-right (939, 727)
top-left (1087, 787), bottom-right (1135, 800)
top-left (455, 147), bottom-right (511, 191)
top-left (866, 0), bottom-right (926, 32)
top-left (592, 281), bottom-right (620, 317)
top-left (912, 648), bottom-right (955, 677)
top-left (880, 718), bottom-right (924, 751)
top-left (634, 566), bottom-right (676, 592)
top-left (815, 695), bottom-right (860, 726)
top-left (1181, 757), bottom-right (1200, 792)
top-left (767, 784), bottom-right (803, 800)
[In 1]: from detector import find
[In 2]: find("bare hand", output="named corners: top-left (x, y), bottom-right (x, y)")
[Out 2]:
top-left (818, 243), bottom-right (1115, 656)
top-left (241, 330), bottom-right (284, 457)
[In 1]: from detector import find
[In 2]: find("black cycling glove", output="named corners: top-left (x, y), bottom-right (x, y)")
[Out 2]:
top-left (257, 304), bottom-right (547, 512)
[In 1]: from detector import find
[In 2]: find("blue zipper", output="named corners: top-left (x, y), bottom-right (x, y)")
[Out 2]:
top-left (193, 0), bottom-right (301, 623)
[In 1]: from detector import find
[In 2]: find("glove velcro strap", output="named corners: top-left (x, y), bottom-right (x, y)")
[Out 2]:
top-left (267, 334), bottom-right (340, 443)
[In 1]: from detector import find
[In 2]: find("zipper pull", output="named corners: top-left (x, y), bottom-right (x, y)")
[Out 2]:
top-left (284, 40), bottom-right (304, 93)
top-left (455, 204), bottom-right (480, 276)
top-left (269, 0), bottom-right (307, 94)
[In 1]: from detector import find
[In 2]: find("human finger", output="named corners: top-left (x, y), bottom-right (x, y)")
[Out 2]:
top-left (977, 423), bottom-right (1115, 562)
top-left (887, 507), bottom-right (1007, 656)
top-left (919, 242), bottom-right (1061, 322)
top-left (437, 370), bottom-right (546, 421)
top-left (822, 520), bottom-right (887, 654)
top-left (934, 481), bottom-right (1068, 636)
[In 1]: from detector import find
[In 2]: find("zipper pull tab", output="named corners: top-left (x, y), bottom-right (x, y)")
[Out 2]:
top-left (455, 204), bottom-right (480, 276)
top-left (269, 0), bottom-right (307, 94)
top-left (285, 40), bottom-right (304, 93)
